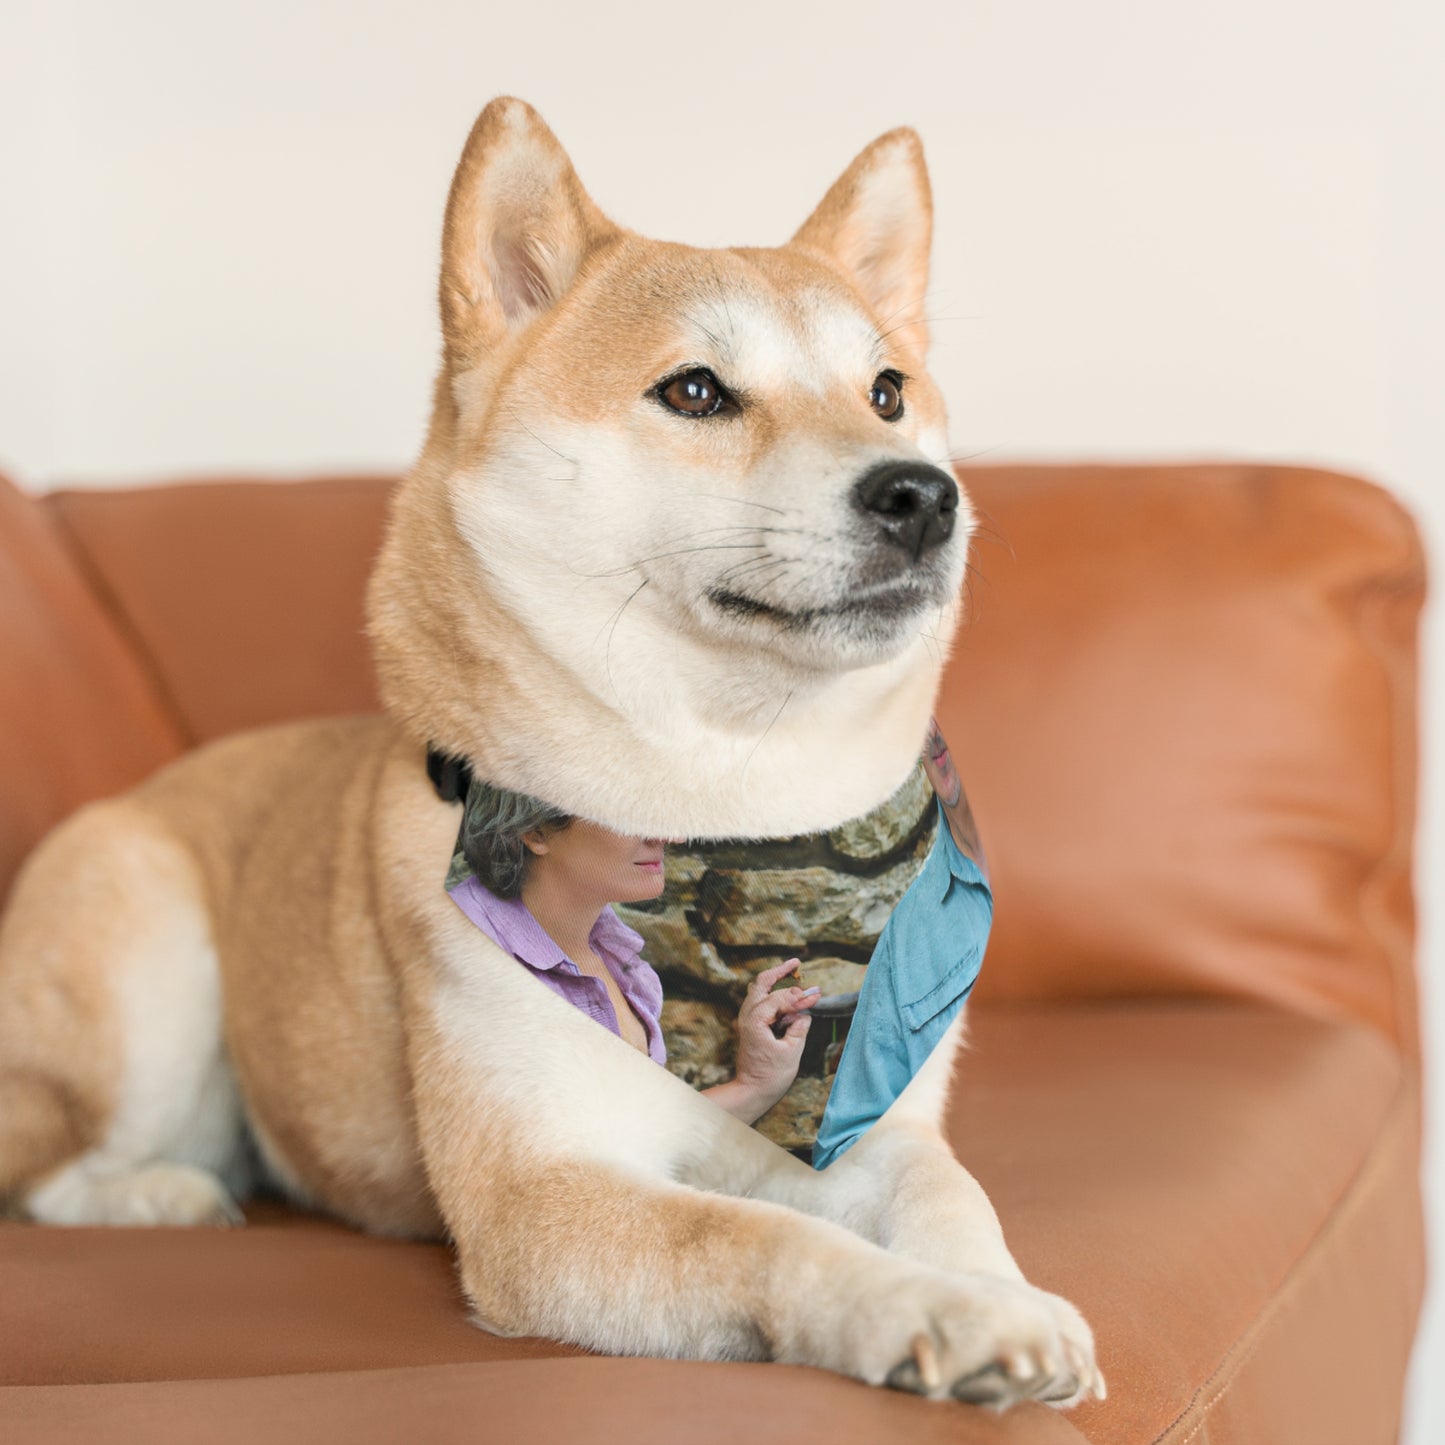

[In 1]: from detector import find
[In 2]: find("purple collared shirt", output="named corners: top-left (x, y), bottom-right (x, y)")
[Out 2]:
top-left (447, 873), bottom-right (668, 1065)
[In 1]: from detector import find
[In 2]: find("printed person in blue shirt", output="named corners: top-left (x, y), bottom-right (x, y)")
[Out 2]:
top-left (812, 715), bottom-right (992, 1169)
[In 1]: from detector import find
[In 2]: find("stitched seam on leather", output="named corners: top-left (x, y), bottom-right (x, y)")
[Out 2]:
top-left (43, 495), bottom-right (198, 751)
top-left (1322, 469), bottom-right (1427, 1065)
top-left (1149, 1070), bottom-right (1416, 1445)
top-left (1352, 566), bottom-right (1427, 1066)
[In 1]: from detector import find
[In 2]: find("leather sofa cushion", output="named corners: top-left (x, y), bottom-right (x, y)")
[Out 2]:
top-left (46, 476), bottom-right (392, 744)
top-left (0, 474), bottom-right (183, 903)
top-left (942, 464), bottom-right (1423, 1058)
top-left (0, 1001), bottom-right (1420, 1444)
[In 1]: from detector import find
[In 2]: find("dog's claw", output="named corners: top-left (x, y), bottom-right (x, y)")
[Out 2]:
top-left (1042, 1335), bottom-right (1104, 1407)
top-left (1000, 1346), bottom-right (1033, 1376)
top-left (911, 1332), bottom-right (941, 1391)
top-left (886, 1332), bottom-right (941, 1395)
top-left (209, 1194), bottom-right (246, 1228)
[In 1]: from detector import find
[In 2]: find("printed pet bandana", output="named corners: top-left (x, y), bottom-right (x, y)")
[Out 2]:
top-left (443, 757), bottom-right (991, 1161)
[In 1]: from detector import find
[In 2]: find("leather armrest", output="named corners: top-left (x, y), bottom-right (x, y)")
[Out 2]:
top-left (938, 463), bottom-right (1424, 1059)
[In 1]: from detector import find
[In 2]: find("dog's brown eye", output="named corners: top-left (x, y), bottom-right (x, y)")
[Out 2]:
top-left (658, 369), bottom-right (726, 417)
top-left (870, 372), bottom-right (904, 421)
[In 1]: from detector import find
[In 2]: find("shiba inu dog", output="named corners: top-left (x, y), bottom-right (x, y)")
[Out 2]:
top-left (0, 97), bottom-right (1103, 1408)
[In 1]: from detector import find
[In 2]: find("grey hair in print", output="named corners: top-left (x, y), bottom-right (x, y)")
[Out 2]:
top-left (458, 777), bottom-right (575, 900)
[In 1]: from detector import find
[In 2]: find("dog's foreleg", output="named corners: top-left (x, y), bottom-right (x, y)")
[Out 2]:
top-left (404, 954), bottom-right (1098, 1406)
top-left (688, 1012), bottom-right (1017, 1276)
top-left (818, 1011), bottom-right (1023, 1275)
top-left (705, 1010), bottom-right (1103, 1406)
top-left (418, 1090), bottom-right (1094, 1402)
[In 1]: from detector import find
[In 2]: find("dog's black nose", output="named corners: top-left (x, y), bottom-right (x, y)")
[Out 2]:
top-left (852, 461), bottom-right (959, 562)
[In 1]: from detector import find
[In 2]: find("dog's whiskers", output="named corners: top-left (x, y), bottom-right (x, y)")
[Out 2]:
top-left (568, 525), bottom-right (810, 581)
top-left (741, 687), bottom-right (794, 783)
top-left (696, 555), bottom-right (792, 613)
top-left (594, 577), bottom-right (650, 708)
top-left (714, 553), bottom-right (789, 587)
top-left (702, 561), bottom-right (792, 609)
top-left (496, 403), bottom-right (582, 470)
top-left (570, 542), bottom-right (764, 580)
top-left (683, 492), bottom-right (793, 516)
top-left (915, 624), bottom-right (944, 667)
top-left (875, 312), bottom-right (980, 347)
top-left (957, 559), bottom-right (992, 619)
top-left (956, 501), bottom-right (1015, 562)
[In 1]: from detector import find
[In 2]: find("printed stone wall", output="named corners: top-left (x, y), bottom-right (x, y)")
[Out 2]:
top-left (616, 761), bottom-right (939, 1155)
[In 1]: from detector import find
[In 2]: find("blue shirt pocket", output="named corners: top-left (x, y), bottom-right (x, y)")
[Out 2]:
top-left (894, 942), bottom-right (984, 1074)
top-left (899, 944), bottom-right (983, 1033)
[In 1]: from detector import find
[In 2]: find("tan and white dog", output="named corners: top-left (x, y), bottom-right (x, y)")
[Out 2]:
top-left (0, 98), bottom-right (1103, 1408)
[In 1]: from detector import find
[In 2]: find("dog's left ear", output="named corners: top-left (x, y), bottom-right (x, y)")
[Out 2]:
top-left (790, 128), bottom-right (933, 357)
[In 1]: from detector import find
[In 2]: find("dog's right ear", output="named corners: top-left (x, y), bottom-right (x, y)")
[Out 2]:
top-left (439, 98), bottom-right (618, 366)
top-left (790, 128), bottom-right (933, 358)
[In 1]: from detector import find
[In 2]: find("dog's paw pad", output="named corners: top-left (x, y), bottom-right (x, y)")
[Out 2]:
top-left (1037, 1371), bottom-right (1081, 1404)
top-left (951, 1362), bottom-right (1012, 1405)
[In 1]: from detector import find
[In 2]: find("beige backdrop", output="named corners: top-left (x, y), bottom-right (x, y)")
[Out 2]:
top-left (1, 1), bottom-right (1441, 1435)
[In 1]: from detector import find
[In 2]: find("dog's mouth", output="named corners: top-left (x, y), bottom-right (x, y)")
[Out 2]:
top-left (705, 580), bottom-right (931, 628)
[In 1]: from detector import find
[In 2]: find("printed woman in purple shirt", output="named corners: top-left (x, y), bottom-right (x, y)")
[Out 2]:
top-left (446, 784), bottom-right (820, 1125)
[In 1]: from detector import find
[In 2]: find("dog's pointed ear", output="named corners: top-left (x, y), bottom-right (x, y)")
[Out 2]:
top-left (439, 97), bottom-right (619, 365)
top-left (790, 128), bottom-right (933, 356)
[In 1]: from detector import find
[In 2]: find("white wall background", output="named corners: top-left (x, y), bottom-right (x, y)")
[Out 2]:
top-left (1, 0), bottom-right (1440, 1435)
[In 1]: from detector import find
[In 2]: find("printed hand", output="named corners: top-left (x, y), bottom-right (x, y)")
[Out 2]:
top-left (701, 960), bottom-right (819, 1124)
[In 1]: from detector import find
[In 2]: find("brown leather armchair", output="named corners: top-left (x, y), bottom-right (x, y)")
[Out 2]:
top-left (0, 462), bottom-right (1426, 1444)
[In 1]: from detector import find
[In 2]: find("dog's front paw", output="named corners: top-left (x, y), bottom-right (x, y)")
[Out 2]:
top-left (1028, 1287), bottom-right (1106, 1408)
top-left (847, 1271), bottom-right (1103, 1409)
